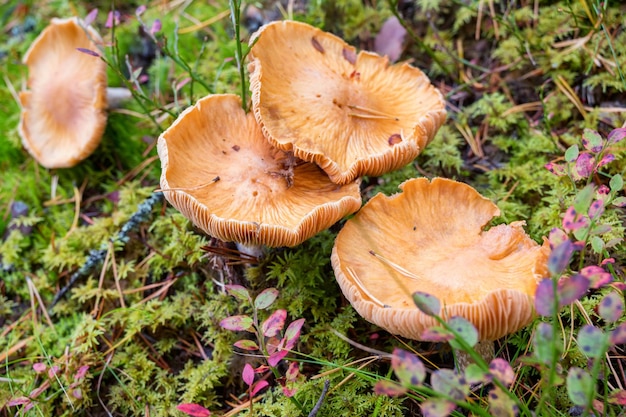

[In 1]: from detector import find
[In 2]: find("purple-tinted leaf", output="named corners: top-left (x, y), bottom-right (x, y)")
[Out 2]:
top-left (284, 318), bottom-right (305, 350)
top-left (590, 224), bottom-right (611, 235)
top-left (548, 241), bottom-right (574, 276)
top-left (242, 363), bottom-right (254, 386)
top-left (562, 207), bottom-right (590, 233)
top-left (533, 322), bottom-right (561, 364)
top-left (254, 288), bottom-right (279, 310)
top-left (421, 398), bottom-right (457, 417)
top-left (76, 47), bottom-right (100, 57)
top-left (612, 196), bottom-right (626, 207)
top-left (220, 315), bottom-right (253, 332)
top-left (489, 358), bottom-right (515, 387)
top-left (601, 257), bottom-right (615, 266)
top-left (488, 386), bottom-right (519, 417)
top-left (567, 367), bottom-right (594, 406)
top-left (420, 326), bottom-right (454, 342)
top-left (548, 228), bottom-right (569, 249)
top-left (535, 279), bottom-right (556, 316)
top-left (431, 369), bottom-right (468, 401)
top-left (266, 336), bottom-right (282, 354)
top-left (447, 316), bottom-right (478, 349)
top-left (225, 285), bottom-right (251, 303)
top-left (577, 325), bottom-right (608, 359)
top-left (392, 348), bottom-right (425, 387)
top-left (463, 363), bottom-right (488, 385)
top-left (105, 10), bottom-right (120, 28)
top-left (6, 397), bottom-right (31, 407)
top-left (412, 291), bottom-right (440, 316)
top-left (565, 145), bottom-right (579, 162)
top-left (250, 380), bottom-right (269, 397)
top-left (614, 282), bottom-right (626, 291)
top-left (609, 389), bottom-right (626, 405)
top-left (135, 5), bottom-right (147, 16)
top-left (286, 362), bottom-right (299, 381)
top-left (597, 153), bottom-right (615, 169)
top-left (150, 19), bottom-right (162, 35)
top-left (74, 365), bottom-right (89, 380)
top-left (580, 266), bottom-right (613, 288)
top-left (596, 185), bottom-right (610, 202)
top-left (262, 309), bottom-right (287, 337)
top-left (609, 322), bottom-right (626, 345)
top-left (374, 380), bottom-right (408, 397)
top-left (233, 340), bottom-right (259, 351)
top-left (557, 274), bottom-right (590, 307)
top-left (267, 349), bottom-right (289, 367)
top-left (33, 362), bottom-right (46, 373)
top-left (545, 161), bottom-right (566, 176)
top-left (575, 153), bottom-right (595, 178)
top-left (588, 200), bottom-right (604, 220)
top-left (84, 9), bottom-right (98, 26)
top-left (598, 292), bottom-right (624, 323)
top-left (176, 403), bottom-right (211, 417)
top-left (282, 385), bottom-right (297, 397)
top-left (608, 127), bottom-right (626, 144)
top-left (373, 16), bottom-right (407, 63)
top-left (582, 129), bottom-right (604, 152)
top-left (48, 366), bottom-right (59, 378)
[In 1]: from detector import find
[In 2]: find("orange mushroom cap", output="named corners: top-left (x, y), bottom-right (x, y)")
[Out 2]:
top-left (331, 177), bottom-right (550, 341)
top-left (18, 17), bottom-right (108, 168)
top-left (157, 94), bottom-right (362, 247)
top-left (248, 20), bottom-right (447, 185)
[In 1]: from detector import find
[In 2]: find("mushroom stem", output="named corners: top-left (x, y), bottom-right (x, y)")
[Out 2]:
top-left (235, 242), bottom-right (265, 259)
top-left (453, 340), bottom-right (495, 373)
top-left (106, 87), bottom-right (132, 109)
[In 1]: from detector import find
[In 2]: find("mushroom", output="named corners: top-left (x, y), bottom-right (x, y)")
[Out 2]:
top-left (18, 17), bottom-right (129, 168)
top-left (331, 177), bottom-right (550, 364)
top-left (248, 20), bottom-right (447, 185)
top-left (157, 94), bottom-right (362, 254)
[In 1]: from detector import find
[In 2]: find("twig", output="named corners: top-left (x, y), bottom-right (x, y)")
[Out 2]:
top-left (308, 379), bottom-right (330, 417)
top-left (49, 192), bottom-right (164, 312)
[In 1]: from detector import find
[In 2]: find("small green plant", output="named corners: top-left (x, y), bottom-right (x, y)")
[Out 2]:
top-left (374, 128), bottom-right (626, 416)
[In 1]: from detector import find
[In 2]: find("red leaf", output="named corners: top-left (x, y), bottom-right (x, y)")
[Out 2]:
top-left (286, 362), bottom-right (299, 382)
top-left (609, 389), bottom-right (626, 405)
top-left (261, 309), bottom-right (287, 337)
top-left (176, 403), bottom-right (211, 417)
top-left (374, 380), bottom-right (408, 397)
top-left (268, 349), bottom-right (289, 367)
top-left (250, 380), bottom-right (269, 397)
top-left (242, 363), bottom-right (255, 386)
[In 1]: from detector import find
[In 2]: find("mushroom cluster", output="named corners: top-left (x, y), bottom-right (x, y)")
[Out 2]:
top-left (158, 20), bottom-right (447, 250)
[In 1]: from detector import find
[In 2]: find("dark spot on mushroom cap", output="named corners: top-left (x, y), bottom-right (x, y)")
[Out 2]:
top-left (311, 36), bottom-right (324, 53)
top-left (342, 47), bottom-right (356, 65)
top-left (388, 134), bottom-right (402, 146)
top-left (232, 145), bottom-right (240, 151)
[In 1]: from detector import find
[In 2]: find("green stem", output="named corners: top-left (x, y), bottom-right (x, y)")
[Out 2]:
top-left (229, 0), bottom-right (247, 109)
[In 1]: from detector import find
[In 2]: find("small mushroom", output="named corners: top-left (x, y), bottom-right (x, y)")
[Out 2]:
top-left (331, 178), bottom-right (550, 361)
top-left (18, 17), bottom-right (128, 168)
top-left (248, 20), bottom-right (447, 185)
top-left (157, 94), bottom-right (362, 251)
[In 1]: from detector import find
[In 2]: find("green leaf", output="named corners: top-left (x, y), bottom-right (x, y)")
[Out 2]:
top-left (598, 292), bottom-right (625, 323)
top-left (431, 369), bottom-right (468, 401)
top-left (590, 236), bottom-right (604, 253)
top-left (533, 322), bottom-right (562, 365)
top-left (581, 129), bottom-right (603, 152)
top-left (567, 367), bottom-right (594, 406)
top-left (573, 184), bottom-right (595, 214)
top-left (254, 288), bottom-right (279, 310)
top-left (577, 325), bottom-right (608, 359)
top-left (447, 316), bottom-right (478, 348)
top-left (565, 145), bottom-right (579, 162)
top-left (610, 174), bottom-right (623, 192)
top-left (488, 386), bottom-right (519, 417)
top-left (392, 348), bottom-right (426, 387)
top-left (220, 315), bottom-right (254, 332)
top-left (412, 291), bottom-right (440, 316)
top-left (225, 285), bottom-right (251, 303)
top-left (233, 340), bottom-right (259, 351)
